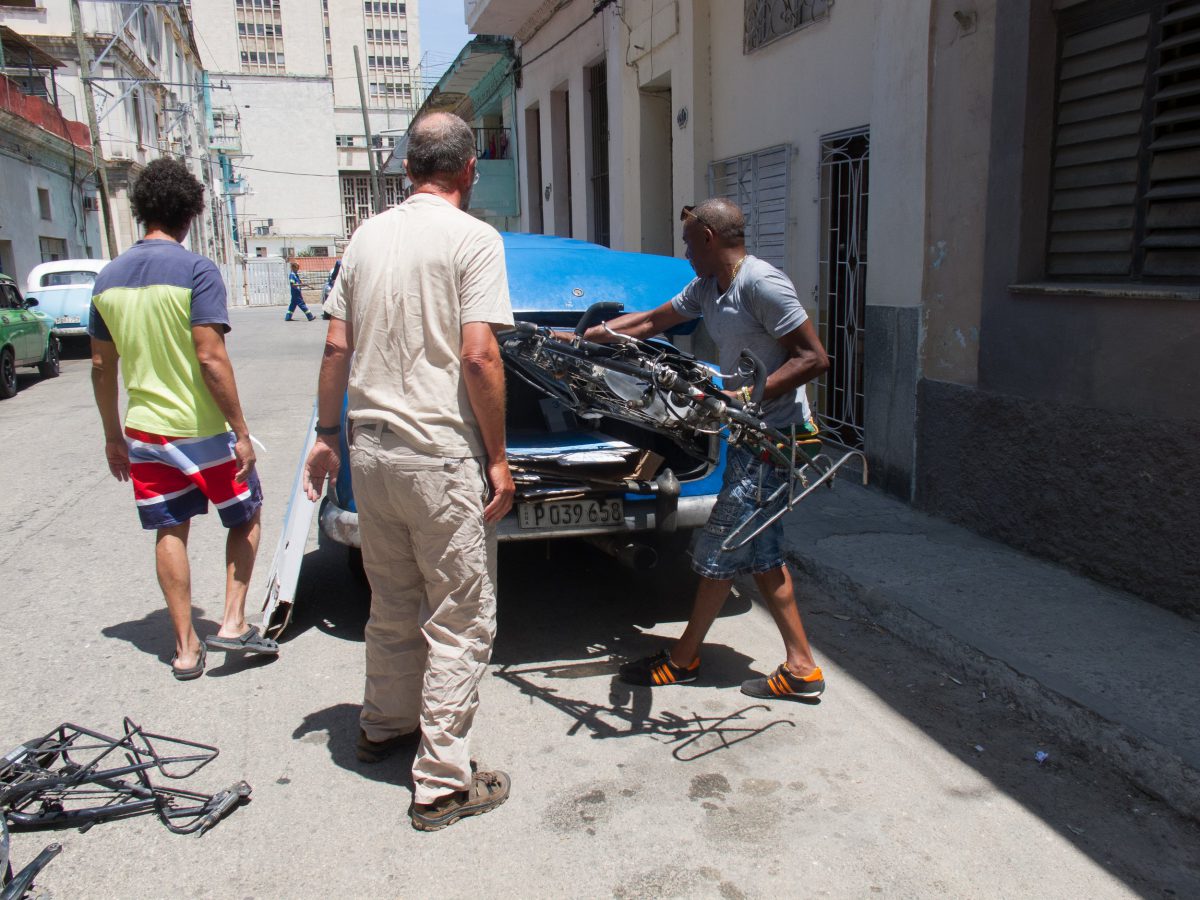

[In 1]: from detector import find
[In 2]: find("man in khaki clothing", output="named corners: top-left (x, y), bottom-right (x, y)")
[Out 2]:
top-left (303, 112), bottom-right (515, 831)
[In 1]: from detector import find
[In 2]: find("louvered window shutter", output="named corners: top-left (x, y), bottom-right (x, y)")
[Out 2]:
top-left (708, 144), bottom-right (791, 271)
top-left (1049, 0), bottom-right (1200, 281)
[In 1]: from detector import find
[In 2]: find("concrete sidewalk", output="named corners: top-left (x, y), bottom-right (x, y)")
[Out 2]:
top-left (780, 481), bottom-right (1200, 822)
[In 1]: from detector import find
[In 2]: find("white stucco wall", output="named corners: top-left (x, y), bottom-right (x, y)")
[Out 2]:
top-left (224, 77), bottom-right (343, 241)
top-left (190, 0), bottom-right (421, 243)
top-left (511, 1), bottom-right (607, 240)
top-left (704, 1), bottom-right (877, 305)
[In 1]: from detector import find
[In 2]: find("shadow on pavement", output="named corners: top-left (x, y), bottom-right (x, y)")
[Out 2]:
top-left (797, 598), bottom-right (1200, 896)
top-left (101, 606), bottom-right (219, 664)
top-left (282, 542), bottom-right (370, 644)
top-left (492, 539), bottom-right (751, 667)
top-left (283, 533), bottom-right (752, 652)
top-left (489, 542), bottom-right (792, 761)
top-left (291, 702), bottom-right (414, 791)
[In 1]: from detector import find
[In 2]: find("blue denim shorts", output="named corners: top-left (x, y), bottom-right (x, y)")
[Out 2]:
top-left (690, 445), bottom-right (791, 579)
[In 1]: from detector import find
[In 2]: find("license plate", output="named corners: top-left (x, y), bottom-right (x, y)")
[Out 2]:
top-left (55, 315), bottom-right (81, 325)
top-left (517, 498), bottom-right (624, 530)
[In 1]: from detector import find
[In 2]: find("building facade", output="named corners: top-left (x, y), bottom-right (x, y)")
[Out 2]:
top-left (3, 0), bottom-right (226, 262)
top-left (466, 0), bottom-right (1200, 617)
top-left (385, 35), bottom-right (519, 232)
top-left (189, 0), bottom-right (424, 257)
top-left (0, 33), bottom-right (101, 283)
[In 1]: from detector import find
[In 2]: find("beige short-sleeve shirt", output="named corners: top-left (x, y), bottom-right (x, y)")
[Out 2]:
top-left (326, 193), bottom-right (514, 457)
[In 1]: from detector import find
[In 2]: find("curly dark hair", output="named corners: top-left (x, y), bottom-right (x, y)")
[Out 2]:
top-left (130, 158), bottom-right (206, 232)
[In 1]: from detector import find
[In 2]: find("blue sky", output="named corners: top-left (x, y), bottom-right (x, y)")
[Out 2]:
top-left (418, 1), bottom-right (471, 79)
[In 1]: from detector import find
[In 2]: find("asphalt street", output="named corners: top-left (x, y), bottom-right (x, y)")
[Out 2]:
top-left (1, 306), bottom-right (1195, 898)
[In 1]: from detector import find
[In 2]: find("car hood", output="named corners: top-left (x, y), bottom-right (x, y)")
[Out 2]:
top-left (501, 232), bottom-right (694, 314)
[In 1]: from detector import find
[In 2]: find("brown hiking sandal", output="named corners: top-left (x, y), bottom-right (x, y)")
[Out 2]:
top-left (356, 727), bottom-right (420, 763)
top-left (410, 769), bottom-right (511, 832)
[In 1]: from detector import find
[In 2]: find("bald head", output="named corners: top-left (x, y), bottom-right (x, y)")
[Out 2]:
top-left (405, 112), bottom-right (476, 184)
top-left (691, 198), bottom-right (745, 245)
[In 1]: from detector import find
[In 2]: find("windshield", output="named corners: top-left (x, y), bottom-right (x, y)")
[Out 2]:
top-left (39, 270), bottom-right (98, 287)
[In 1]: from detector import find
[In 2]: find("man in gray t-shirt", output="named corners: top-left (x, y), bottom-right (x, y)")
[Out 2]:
top-left (579, 198), bottom-right (832, 702)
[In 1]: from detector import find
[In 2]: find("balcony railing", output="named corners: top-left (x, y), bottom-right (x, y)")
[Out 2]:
top-left (474, 126), bottom-right (510, 160)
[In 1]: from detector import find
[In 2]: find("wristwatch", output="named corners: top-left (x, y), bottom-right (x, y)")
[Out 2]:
top-left (314, 423), bottom-right (341, 436)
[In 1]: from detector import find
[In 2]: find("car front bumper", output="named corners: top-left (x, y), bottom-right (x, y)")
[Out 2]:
top-left (319, 494), bottom-right (717, 548)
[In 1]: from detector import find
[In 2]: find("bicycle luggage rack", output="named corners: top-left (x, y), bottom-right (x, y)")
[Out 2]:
top-left (1, 718), bottom-right (250, 838)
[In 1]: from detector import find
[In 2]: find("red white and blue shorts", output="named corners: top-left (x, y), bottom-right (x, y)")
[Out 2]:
top-left (125, 427), bottom-right (263, 530)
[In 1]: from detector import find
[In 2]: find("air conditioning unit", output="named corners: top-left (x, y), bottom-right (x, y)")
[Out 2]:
top-left (110, 150), bottom-right (130, 161)
top-left (83, 196), bottom-right (101, 211)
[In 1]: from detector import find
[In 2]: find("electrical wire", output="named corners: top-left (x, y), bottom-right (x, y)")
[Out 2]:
top-left (98, 130), bottom-right (346, 177)
top-left (517, 0), bottom-right (617, 73)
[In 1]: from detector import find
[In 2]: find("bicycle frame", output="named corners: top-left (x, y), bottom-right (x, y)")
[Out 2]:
top-left (499, 313), bottom-right (868, 550)
top-left (1, 718), bottom-right (250, 838)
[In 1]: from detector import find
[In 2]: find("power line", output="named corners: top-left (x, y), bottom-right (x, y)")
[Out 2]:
top-left (99, 130), bottom-right (350, 177)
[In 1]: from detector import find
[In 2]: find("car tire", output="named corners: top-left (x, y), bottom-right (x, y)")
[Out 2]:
top-left (38, 337), bottom-right (60, 379)
top-left (0, 347), bottom-right (17, 399)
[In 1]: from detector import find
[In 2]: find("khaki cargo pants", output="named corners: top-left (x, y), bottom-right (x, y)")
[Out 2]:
top-left (349, 422), bottom-right (497, 805)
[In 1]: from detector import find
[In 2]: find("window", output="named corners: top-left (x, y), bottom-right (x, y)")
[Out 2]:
top-left (1047, 0), bottom-right (1200, 280)
top-left (39, 237), bottom-right (67, 263)
top-left (744, 0), bottom-right (830, 53)
top-left (237, 0), bottom-right (286, 74)
top-left (37, 188), bottom-right (52, 221)
top-left (708, 144), bottom-right (792, 270)
top-left (341, 173), bottom-right (405, 235)
top-left (309, 246), bottom-right (329, 257)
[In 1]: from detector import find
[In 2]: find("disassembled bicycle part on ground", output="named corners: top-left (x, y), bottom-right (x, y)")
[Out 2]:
top-left (1, 816), bottom-right (60, 900)
top-left (1, 718), bottom-right (251, 841)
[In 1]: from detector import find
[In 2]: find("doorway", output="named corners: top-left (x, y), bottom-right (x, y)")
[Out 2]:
top-left (638, 75), bottom-right (673, 256)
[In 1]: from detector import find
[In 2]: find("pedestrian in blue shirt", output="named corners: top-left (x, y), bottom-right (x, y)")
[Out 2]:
top-left (286, 261), bottom-right (315, 321)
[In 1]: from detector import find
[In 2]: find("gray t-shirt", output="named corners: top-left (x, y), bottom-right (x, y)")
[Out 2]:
top-left (670, 255), bottom-right (812, 427)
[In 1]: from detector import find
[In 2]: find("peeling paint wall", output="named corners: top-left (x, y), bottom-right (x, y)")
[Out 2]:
top-left (920, 0), bottom-right (996, 387)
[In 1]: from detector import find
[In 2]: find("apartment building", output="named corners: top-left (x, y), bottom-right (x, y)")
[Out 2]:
top-left (466, 0), bottom-right (1200, 617)
top-left (2, 0), bottom-right (225, 261)
top-left (384, 35), bottom-right (518, 232)
top-left (189, 0), bottom-right (423, 256)
top-left (0, 29), bottom-right (101, 281)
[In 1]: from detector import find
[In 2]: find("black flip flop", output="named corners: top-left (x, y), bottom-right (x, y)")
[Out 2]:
top-left (172, 643), bottom-right (207, 681)
top-left (205, 625), bottom-right (279, 655)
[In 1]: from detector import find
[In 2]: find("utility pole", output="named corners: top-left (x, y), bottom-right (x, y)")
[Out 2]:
top-left (70, 0), bottom-right (120, 259)
top-left (353, 45), bottom-right (384, 215)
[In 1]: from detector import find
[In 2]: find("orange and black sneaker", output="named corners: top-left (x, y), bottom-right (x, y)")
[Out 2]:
top-left (618, 649), bottom-right (700, 687)
top-left (741, 664), bottom-right (825, 700)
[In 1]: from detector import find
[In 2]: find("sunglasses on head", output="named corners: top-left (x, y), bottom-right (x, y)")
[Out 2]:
top-left (680, 205), bottom-right (713, 231)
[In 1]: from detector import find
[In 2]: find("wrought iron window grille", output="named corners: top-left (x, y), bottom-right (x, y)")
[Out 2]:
top-left (744, 0), bottom-right (833, 54)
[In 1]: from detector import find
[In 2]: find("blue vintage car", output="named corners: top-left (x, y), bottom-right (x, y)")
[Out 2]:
top-left (23, 260), bottom-right (107, 341)
top-left (317, 232), bottom-right (726, 566)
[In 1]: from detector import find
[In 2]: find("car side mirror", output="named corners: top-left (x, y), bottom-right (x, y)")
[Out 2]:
top-left (24, 297), bottom-right (38, 308)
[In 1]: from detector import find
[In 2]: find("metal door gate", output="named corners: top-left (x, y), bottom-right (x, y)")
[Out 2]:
top-left (816, 127), bottom-right (869, 450)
